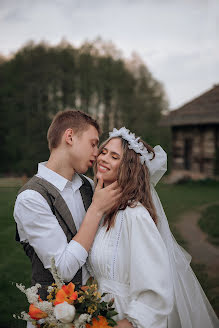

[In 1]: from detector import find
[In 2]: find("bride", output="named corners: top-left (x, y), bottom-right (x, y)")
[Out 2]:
top-left (87, 127), bottom-right (218, 328)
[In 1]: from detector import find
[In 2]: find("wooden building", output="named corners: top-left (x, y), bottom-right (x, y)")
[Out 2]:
top-left (161, 85), bottom-right (219, 178)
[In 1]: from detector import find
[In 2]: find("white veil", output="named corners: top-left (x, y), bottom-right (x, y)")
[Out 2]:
top-left (149, 145), bottom-right (218, 328)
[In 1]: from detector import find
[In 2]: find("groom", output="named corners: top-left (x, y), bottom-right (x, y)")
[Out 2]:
top-left (14, 110), bottom-right (120, 299)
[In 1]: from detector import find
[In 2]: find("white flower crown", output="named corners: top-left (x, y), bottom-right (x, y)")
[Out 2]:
top-left (109, 127), bottom-right (153, 165)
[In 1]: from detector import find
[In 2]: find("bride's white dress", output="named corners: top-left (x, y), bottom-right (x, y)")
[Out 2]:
top-left (87, 203), bottom-right (174, 328)
top-left (87, 145), bottom-right (218, 328)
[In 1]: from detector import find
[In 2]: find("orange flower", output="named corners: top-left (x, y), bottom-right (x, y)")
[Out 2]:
top-left (80, 285), bottom-right (89, 292)
top-left (28, 304), bottom-right (48, 320)
top-left (38, 296), bottom-right (43, 302)
top-left (54, 282), bottom-right (78, 305)
top-left (86, 316), bottom-right (111, 328)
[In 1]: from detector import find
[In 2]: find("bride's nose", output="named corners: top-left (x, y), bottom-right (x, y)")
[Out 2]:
top-left (99, 153), bottom-right (109, 163)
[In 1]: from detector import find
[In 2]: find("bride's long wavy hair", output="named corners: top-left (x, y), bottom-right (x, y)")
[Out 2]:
top-left (94, 136), bottom-right (158, 230)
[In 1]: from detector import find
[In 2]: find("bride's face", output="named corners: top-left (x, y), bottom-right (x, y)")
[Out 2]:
top-left (96, 138), bottom-right (123, 187)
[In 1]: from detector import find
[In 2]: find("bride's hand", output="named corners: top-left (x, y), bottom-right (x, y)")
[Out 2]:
top-left (116, 319), bottom-right (133, 327)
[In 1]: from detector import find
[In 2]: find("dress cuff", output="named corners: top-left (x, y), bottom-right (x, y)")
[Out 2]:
top-left (124, 299), bottom-right (166, 328)
top-left (67, 240), bottom-right (88, 265)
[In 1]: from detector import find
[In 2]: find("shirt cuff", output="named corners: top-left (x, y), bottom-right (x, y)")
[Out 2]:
top-left (67, 240), bottom-right (88, 265)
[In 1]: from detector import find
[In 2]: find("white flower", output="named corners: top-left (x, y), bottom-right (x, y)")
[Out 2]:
top-left (15, 283), bottom-right (42, 304)
top-left (54, 302), bottom-right (76, 323)
top-left (13, 311), bottom-right (32, 321)
top-left (47, 285), bottom-right (53, 293)
top-left (50, 257), bottom-right (64, 289)
top-left (37, 301), bottom-right (53, 314)
top-left (109, 127), bottom-right (151, 165)
top-left (74, 313), bottom-right (92, 328)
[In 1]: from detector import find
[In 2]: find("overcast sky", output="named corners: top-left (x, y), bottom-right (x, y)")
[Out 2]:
top-left (0, 0), bottom-right (218, 109)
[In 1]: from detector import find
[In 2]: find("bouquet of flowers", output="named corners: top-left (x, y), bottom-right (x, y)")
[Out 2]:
top-left (13, 259), bottom-right (117, 327)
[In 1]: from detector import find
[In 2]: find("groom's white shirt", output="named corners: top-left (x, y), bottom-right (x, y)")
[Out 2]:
top-left (14, 161), bottom-right (92, 284)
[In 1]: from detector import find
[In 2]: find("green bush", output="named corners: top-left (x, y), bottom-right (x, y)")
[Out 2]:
top-left (199, 205), bottom-right (219, 246)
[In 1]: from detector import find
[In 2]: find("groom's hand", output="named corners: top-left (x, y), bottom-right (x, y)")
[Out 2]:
top-left (92, 177), bottom-right (122, 216)
top-left (73, 178), bottom-right (122, 251)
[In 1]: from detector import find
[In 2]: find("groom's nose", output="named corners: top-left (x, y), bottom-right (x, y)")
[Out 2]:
top-left (93, 146), bottom-right (98, 157)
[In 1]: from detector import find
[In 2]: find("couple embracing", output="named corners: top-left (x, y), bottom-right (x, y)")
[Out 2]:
top-left (14, 110), bottom-right (218, 328)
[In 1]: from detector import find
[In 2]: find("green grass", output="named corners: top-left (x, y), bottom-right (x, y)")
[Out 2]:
top-left (156, 180), bottom-right (219, 246)
top-left (0, 187), bottom-right (31, 328)
top-left (0, 178), bottom-right (24, 188)
top-left (191, 263), bottom-right (218, 311)
top-left (198, 204), bottom-right (219, 246)
top-left (1, 179), bottom-right (219, 326)
top-left (156, 179), bottom-right (219, 224)
top-left (156, 179), bottom-right (219, 316)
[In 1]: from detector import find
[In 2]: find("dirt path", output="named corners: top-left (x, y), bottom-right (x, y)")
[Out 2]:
top-left (175, 202), bottom-right (219, 278)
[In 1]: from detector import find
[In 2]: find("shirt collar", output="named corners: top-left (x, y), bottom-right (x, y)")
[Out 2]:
top-left (68, 173), bottom-right (83, 192)
top-left (37, 162), bottom-right (83, 192)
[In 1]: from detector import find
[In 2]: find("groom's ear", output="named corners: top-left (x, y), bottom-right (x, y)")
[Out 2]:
top-left (64, 128), bottom-right (75, 146)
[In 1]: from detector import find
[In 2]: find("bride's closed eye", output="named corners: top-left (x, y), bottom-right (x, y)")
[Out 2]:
top-left (100, 150), bottom-right (119, 160)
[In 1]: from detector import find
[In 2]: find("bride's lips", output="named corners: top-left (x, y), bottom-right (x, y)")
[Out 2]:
top-left (97, 163), bottom-right (110, 173)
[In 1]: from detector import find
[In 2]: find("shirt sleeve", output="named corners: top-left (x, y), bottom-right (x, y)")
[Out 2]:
top-left (123, 205), bottom-right (174, 328)
top-left (14, 190), bottom-right (88, 282)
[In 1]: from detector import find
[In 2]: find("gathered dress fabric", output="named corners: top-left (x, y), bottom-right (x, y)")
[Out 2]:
top-left (87, 203), bottom-right (174, 328)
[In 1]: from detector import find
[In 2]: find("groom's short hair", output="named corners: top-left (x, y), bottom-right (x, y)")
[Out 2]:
top-left (47, 109), bottom-right (100, 151)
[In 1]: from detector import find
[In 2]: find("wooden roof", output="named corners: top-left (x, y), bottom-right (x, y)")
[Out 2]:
top-left (161, 85), bottom-right (219, 126)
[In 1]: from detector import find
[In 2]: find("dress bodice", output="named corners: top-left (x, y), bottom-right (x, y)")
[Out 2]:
top-left (88, 210), bottom-right (129, 283)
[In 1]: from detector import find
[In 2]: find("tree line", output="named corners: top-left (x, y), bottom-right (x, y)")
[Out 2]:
top-left (0, 39), bottom-right (170, 175)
